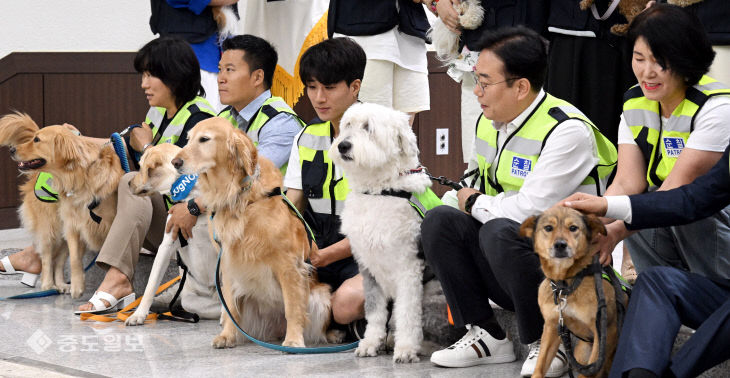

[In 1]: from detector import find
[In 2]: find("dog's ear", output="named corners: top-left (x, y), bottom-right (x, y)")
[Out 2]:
top-left (54, 131), bottom-right (84, 170)
top-left (0, 112), bottom-right (40, 146)
top-left (520, 215), bottom-right (540, 239)
top-left (583, 213), bottom-right (607, 240)
top-left (228, 130), bottom-right (258, 175)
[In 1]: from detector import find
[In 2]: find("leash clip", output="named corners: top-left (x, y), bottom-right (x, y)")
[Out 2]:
top-left (557, 290), bottom-right (567, 327)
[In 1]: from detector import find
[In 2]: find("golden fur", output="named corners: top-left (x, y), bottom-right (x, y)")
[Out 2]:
top-left (12, 124), bottom-right (123, 298)
top-left (579, 0), bottom-right (650, 35)
top-left (174, 118), bottom-right (331, 348)
top-left (521, 207), bottom-right (627, 378)
top-left (0, 113), bottom-right (67, 292)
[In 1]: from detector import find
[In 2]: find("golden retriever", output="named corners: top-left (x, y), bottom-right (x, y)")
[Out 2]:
top-left (173, 117), bottom-right (332, 348)
top-left (0, 113), bottom-right (67, 291)
top-left (520, 207), bottom-right (628, 378)
top-left (12, 124), bottom-right (124, 298)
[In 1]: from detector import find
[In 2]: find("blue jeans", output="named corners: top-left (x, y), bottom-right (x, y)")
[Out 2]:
top-left (625, 205), bottom-right (730, 285)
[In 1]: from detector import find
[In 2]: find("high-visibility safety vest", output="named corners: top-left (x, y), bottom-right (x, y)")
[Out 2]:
top-left (623, 75), bottom-right (730, 189)
top-left (475, 93), bottom-right (618, 196)
top-left (145, 96), bottom-right (217, 145)
top-left (297, 121), bottom-right (349, 217)
top-left (219, 96), bottom-right (304, 174)
top-left (34, 172), bottom-right (59, 202)
top-left (409, 189), bottom-right (443, 218)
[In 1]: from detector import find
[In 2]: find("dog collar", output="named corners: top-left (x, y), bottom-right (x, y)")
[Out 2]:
top-left (400, 166), bottom-right (425, 176)
top-left (240, 165), bottom-right (260, 192)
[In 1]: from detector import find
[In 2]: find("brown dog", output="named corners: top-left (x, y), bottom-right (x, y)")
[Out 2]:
top-left (520, 207), bottom-right (627, 378)
top-left (579, 0), bottom-right (650, 35)
top-left (173, 117), bottom-right (334, 348)
top-left (12, 124), bottom-right (124, 298)
top-left (0, 113), bottom-right (67, 291)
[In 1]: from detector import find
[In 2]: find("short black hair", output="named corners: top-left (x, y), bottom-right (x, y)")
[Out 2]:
top-left (628, 4), bottom-right (714, 86)
top-left (134, 36), bottom-right (204, 108)
top-left (299, 38), bottom-right (366, 86)
top-left (221, 34), bottom-right (278, 89)
top-left (473, 26), bottom-right (548, 91)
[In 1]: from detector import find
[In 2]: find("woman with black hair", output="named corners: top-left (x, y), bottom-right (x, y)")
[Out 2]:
top-left (74, 37), bottom-right (217, 314)
top-left (589, 3), bottom-right (730, 284)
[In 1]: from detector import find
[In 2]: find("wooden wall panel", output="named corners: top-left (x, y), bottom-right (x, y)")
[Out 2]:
top-left (0, 74), bottom-right (43, 223)
top-left (44, 74), bottom-right (148, 137)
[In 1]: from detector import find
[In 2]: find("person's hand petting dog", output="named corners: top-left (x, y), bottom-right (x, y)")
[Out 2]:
top-left (130, 122), bottom-right (153, 152)
top-left (559, 193), bottom-right (615, 266)
top-left (436, 0), bottom-right (462, 34)
top-left (561, 192), bottom-right (608, 216)
top-left (166, 202), bottom-right (196, 241)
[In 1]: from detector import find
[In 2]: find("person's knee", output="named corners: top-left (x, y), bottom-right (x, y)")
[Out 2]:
top-left (479, 218), bottom-right (519, 257)
top-left (421, 205), bottom-right (464, 257)
top-left (634, 266), bottom-right (680, 291)
top-left (331, 278), bottom-right (365, 324)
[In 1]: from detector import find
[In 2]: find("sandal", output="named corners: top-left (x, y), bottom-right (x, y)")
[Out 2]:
top-left (0, 256), bottom-right (39, 287)
top-left (74, 291), bottom-right (136, 315)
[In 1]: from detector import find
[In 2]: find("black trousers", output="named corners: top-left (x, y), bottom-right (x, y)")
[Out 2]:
top-left (421, 205), bottom-right (545, 344)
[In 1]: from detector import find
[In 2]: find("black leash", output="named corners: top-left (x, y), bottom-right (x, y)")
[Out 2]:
top-left (156, 250), bottom-right (200, 323)
top-left (425, 168), bottom-right (480, 190)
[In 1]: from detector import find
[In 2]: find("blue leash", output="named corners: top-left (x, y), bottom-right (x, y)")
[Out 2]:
top-left (214, 244), bottom-right (359, 354)
top-left (0, 289), bottom-right (59, 300)
top-left (110, 132), bottom-right (131, 173)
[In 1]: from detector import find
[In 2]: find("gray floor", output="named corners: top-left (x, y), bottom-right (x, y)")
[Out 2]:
top-left (0, 228), bottom-right (524, 378)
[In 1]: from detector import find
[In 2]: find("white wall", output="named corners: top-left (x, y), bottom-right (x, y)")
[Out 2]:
top-left (1, 1), bottom-right (156, 59)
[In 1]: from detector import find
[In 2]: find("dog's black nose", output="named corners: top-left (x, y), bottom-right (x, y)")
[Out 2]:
top-left (9, 146), bottom-right (16, 155)
top-left (338, 141), bottom-right (352, 154)
top-left (172, 158), bottom-right (183, 170)
top-left (554, 239), bottom-right (568, 250)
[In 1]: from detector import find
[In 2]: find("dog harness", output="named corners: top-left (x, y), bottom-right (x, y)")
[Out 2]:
top-left (474, 93), bottom-right (617, 196)
top-left (549, 256), bottom-right (631, 376)
top-left (623, 75), bottom-right (730, 190)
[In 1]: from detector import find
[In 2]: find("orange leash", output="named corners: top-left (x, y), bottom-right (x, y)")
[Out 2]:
top-left (79, 276), bottom-right (181, 323)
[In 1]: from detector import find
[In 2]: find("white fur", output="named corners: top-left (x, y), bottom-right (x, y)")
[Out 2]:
top-left (216, 5), bottom-right (239, 43)
top-left (330, 103), bottom-right (432, 363)
top-left (428, 0), bottom-right (485, 62)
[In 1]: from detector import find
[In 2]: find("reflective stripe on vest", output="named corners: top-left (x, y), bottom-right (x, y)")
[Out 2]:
top-left (475, 94), bottom-right (617, 196)
top-left (218, 96), bottom-right (304, 175)
top-left (409, 188), bottom-right (443, 218)
top-left (146, 96), bottom-right (216, 145)
top-left (297, 121), bottom-right (349, 216)
top-left (34, 172), bottom-right (59, 202)
top-left (624, 75), bottom-right (730, 189)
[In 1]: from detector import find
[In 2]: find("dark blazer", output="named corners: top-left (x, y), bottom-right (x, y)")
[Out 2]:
top-left (327, 0), bottom-right (430, 42)
top-left (627, 144), bottom-right (730, 230)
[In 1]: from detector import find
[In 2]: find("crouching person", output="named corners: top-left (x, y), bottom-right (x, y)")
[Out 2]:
top-left (421, 26), bottom-right (617, 376)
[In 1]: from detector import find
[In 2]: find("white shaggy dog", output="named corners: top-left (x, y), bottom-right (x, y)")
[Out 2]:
top-left (330, 103), bottom-right (432, 363)
top-left (429, 0), bottom-right (484, 62)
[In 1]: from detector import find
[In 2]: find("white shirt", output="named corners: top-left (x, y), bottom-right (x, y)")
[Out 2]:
top-left (469, 90), bottom-right (600, 224)
top-left (283, 128), bottom-right (345, 190)
top-left (617, 95), bottom-right (730, 152)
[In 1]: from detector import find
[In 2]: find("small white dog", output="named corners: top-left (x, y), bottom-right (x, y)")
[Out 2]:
top-left (429, 0), bottom-right (484, 62)
top-left (330, 103), bottom-right (435, 363)
top-left (125, 143), bottom-right (220, 326)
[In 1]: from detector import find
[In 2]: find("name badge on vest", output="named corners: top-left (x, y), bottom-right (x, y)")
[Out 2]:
top-left (663, 137), bottom-right (685, 158)
top-left (511, 156), bottom-right (532, 179)
top-left (171, 174), bottom-right (198, 202)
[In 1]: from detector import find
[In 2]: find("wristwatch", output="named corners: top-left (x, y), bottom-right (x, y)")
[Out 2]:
top-left (464, 193), bottom-right (481, 214)
top-left (187, 198), bottom-right (201, 216)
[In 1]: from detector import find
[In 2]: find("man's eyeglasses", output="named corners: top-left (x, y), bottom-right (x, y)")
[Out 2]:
top-left (472, 72), bottom-right (519, 93)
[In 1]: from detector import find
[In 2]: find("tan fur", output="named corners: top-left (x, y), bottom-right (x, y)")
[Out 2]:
top-left (0, 113), bottom-right (69, 292)
top-left (520, 207), bottom-right (627, 378)
top-left (174, 118), bottom-right (330, 348)
top-left (579, 0), bottom-right (650, 35)
top-left (13, 125), bottom-right (124, 298)
top-left (129, 143), bottom-right (181, 196)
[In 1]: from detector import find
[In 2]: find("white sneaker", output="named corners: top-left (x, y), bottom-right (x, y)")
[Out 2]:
top-left (520, 340), bottom-right (570, 377)
top-left (430, 325), bottom-right (516, 368)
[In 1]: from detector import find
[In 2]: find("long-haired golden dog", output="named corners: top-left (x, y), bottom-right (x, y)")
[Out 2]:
top-left (0, 113), bottom-right (67, 290)
top-left (520, 207), bottom-right (628, 378)
top-left (173, 117), bottom-right (332, 348)
top-left (11, 123), bottom-right (124, 298)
